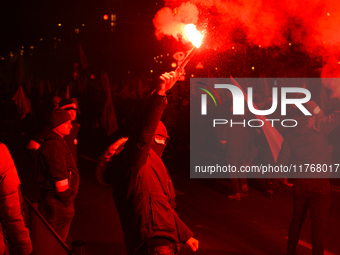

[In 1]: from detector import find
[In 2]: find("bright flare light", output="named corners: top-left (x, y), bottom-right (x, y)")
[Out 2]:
top-left (183, 24), bottom-right (203, 48)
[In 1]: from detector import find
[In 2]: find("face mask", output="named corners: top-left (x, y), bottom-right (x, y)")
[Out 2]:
top-left (151, 141), bottom-right (166, 157)
top-left (152, 121), bottom-right (169, 157)
top-left (151, 136), bottom-right (169, 157)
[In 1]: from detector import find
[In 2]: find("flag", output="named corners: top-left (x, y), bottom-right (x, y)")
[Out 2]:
top-left (12, 86), bottom-right (32, 119)
top-left (231, 77), bottom-right (284, 162)
top-left (100, 72), bottom-right (118, 136)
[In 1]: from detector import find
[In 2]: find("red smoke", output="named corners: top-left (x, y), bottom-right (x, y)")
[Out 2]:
top-left (153, 2), bottom-right (199, 42)
top-left (153, 0), bottom-right (340, 95)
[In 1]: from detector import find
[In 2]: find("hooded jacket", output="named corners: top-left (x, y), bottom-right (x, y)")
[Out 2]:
top-left (0, 143), bottom-right (33, 255)
top-left (107, 93), bottom-right (193, 255)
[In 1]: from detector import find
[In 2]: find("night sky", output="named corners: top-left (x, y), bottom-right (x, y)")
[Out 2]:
top-left (2, 0), bottom-right (340, 83)
top-left (0, 0), bottom-right (170, 79)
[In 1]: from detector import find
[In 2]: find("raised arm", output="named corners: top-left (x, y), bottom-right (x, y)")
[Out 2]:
top-left (122, 71), bottom-right (179, 168)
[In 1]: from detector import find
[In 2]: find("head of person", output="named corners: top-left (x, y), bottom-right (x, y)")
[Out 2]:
top-left (289, 100), bottom-right (324, 134)
top-left (51, 109), bottom-right (72, 137)
top-left (58, 98), bottom-right (77, 121)
top-left (103, 121), bottom-right (169, 160)
top-left (151, 121), bottom-right (169, 157)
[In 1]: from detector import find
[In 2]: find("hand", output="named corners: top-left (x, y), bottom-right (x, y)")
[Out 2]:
top-left (156, 71), bottom-right (179, 96)
top-left (175, 67), bottom-right (184, 77)
top-left (186, 237), bottom-right (199, 252)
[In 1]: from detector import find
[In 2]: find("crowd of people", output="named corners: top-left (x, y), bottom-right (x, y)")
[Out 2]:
top-left (1, 64), bottom-right (339, 255)
top-left (0, 69), bottom-right (201, 255)
top-left (211, 91), bottom-right (340, 255)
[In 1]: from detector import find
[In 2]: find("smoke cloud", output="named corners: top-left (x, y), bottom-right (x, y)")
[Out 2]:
top-left (153, 0), bottom-right (340, 95)
top-left (153, 2), bottom-right (199, 42)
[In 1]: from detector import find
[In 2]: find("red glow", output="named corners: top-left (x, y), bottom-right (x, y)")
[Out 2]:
top-left (103, 14), bottom-right (109, 21)
top-left (153, 2), bottom-right (199, 41)
top-left (183, 24), bottom-right (203, 48)
top-left (154, 0), bottom-right (340, 96)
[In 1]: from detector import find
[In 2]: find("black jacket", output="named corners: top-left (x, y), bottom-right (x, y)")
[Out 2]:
top-left (277, 110), bottom-right (340, 179)
top-left (37, 131), bottom-right (79, 205)
top-left (108, 93), bottom-right (193, 255)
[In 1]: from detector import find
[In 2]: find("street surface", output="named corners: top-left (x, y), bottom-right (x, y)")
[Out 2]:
top-left (8, 137), bottom-right (340, 255)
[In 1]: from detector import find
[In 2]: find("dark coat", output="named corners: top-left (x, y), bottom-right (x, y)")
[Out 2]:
top-left (108, 93), bottom-right (193, 255)
top-left (31, 120), bottom-right (79, 165)
top-left (37, 131), bottom-right (79, 205)
top-left (277, 109), bottom-right (340, 179)
top-left (0, 143), bottom-right (33, 255)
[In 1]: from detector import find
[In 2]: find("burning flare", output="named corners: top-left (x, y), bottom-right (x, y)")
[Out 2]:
top-left (176, 24), bottom-right (204, 74)
top-left (183, 24), bottom-right (203, 48)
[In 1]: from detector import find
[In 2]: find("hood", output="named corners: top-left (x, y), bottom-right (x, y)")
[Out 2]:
top-left (154, 121), bottom-right (169, 139)
top-left (151, 121), bottom-right (169, 157)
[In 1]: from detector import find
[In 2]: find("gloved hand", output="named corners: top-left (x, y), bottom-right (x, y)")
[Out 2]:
top-left (186, 237), bottom-right (199, 252)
